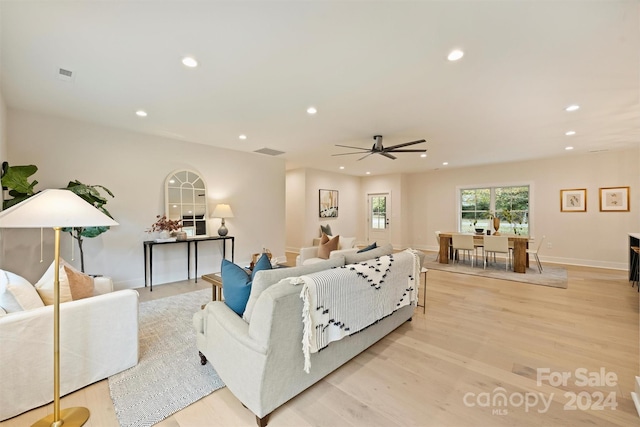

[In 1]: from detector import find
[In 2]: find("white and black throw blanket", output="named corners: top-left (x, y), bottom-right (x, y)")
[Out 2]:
top-left (294, 249), bottom-right (421, 373)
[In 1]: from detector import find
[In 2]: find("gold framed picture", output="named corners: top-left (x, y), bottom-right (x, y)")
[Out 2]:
top-left (560, 189), bottom-right (586, 212)
top-left (599, 186), bottom-right (630, 212)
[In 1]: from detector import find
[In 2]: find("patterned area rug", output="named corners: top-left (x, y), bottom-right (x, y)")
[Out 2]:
top-left (108, 289), bottom-right (224, 427)
top-left (423, 258), bottom-right (568, 288)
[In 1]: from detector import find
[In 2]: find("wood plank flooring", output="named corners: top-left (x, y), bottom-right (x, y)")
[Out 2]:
top-left (2, 254), bottom-right (638, 427)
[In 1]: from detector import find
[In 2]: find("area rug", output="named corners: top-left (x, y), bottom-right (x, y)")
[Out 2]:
top-left (108, 289), bottom-right (225, 427)
top-left (423, 258), bottom-right (568, 289)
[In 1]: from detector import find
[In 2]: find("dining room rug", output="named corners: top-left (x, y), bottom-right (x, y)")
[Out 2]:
top-left (422, 258), bottom-right (568, 289)
top-left (108, 289), bottom-right (225, 427)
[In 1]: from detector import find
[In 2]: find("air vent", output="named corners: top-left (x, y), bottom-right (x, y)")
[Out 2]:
top-left (589, 149), bottom-right (609, 153)
top-left (254, 148), bottom-right (285, 156)
top-left (57, 67), bottom-right (75, 82)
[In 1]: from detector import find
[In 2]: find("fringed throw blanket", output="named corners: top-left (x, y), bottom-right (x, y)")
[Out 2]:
top-left (294, 249), bottom-right (421, 373)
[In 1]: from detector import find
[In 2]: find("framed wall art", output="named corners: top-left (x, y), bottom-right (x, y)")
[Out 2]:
top-left (560, 189), bottom-right (587, 212)
top-left (319, 189), bottom-right (338, 218)
top-left (599, 186), bottom-right (630, 212)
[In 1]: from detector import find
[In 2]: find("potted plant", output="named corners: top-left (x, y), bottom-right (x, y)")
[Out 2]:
top-left (62, 180), bottom-right (115, 272)
top-left (2, 163), bottom-right (115, 273)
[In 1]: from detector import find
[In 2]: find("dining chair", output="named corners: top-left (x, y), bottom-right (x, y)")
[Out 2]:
top-left (526, 235), bottom-right (545, 273)
top-left (483, 235), bottom-right (510, 270)
top-left (452, 234), bottom-right (477, 267)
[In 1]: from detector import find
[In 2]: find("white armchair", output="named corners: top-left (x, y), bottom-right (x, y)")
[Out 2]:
top-left (0, 274), bottom-right (139, 421)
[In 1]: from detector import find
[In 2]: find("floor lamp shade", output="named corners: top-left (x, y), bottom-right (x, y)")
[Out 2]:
top-left (0, 189), bottom-right (119, 228)
top-left (0, 189), bottom-right (118, 427)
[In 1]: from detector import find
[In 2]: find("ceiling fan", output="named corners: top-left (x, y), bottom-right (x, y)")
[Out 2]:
top-left (332, 135), bottom-right (426, 160)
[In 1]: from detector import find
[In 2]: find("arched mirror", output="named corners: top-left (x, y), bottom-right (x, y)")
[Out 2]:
top-left (165, 170), bottom-right (208, 237)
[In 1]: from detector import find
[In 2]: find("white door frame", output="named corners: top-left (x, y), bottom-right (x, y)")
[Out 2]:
top-left (367, 192), bottom-right (391, 247)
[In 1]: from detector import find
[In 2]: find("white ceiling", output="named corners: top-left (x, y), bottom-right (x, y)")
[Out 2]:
top-left (1, 1), bottom-right (638, 176)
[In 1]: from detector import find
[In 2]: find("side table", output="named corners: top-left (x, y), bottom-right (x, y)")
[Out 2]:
top-left (417, 267), bottom-right (427, 314)
top-left (201, 273), bottom-right (223, 301)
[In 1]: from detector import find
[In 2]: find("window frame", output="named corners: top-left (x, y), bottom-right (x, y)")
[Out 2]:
top-left (456, 181), bottom-right (534, 237)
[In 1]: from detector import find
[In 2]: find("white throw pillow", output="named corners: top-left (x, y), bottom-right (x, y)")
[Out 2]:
top-left (35, 260), bottom-right (72, 305)
top-left (340, 236), bottom-right (356, 249)
top-left (0, 270), bottom-right (44, 312)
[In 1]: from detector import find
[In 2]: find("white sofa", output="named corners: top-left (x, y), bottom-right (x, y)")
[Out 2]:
top-left (295, 235), bottom-right (359, 266)
top-left (0, 276), bottom-right (139, 421)
top-left (194, 244), bottom-right (425, 426)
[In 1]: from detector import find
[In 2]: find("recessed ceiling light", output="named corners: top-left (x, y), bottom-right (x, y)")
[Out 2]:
top-left (182, 57), bottom-right (198, 68)
top-left (442, 162), bottom-right (449, 166)
top-left (447, 49), bottom-right (464, 61)
top-left (339, 166), bottom-right (345, 170)
top-left (366, 171), bottom-right (371, 175)
top-left (565, 104), bottom-right (580, 112)
top-left (565, 131), bottom-right (576, 136)
top-left (420, 153), bottom-right (427, 158)
top-left (306, 106), bottom-right (317, 115)
top-left (565, 146), bottom-right (574, 150)
top-left (239, 134), bottom-right (247, 140)
top-left (136, 110), bottom-right (147, 117)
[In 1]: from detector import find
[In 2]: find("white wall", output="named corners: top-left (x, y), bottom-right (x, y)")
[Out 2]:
top-left (407, 148), bottom-right (640, 269)
top-left (3, 110), bottom-right (286, 288)
top-left (285, 168), bottom-right (362, 250)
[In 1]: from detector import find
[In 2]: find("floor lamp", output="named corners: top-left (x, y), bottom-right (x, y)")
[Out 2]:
top-left (0, 189), bottom-right (119, 427)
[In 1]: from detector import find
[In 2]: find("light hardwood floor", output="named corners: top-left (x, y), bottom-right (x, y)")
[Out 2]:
top-left (2, 254), bottom-right (638, 427)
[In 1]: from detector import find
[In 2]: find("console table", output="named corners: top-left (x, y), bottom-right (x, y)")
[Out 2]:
top-left (143, 236), bottom-right (234, 291)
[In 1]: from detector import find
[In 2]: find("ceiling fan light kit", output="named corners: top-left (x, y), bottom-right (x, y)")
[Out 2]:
top-left (333, 135), bottom-right (427, 160)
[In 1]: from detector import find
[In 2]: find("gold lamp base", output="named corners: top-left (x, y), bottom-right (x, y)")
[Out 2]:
top-left (31, 407), bottom-right (90, 427)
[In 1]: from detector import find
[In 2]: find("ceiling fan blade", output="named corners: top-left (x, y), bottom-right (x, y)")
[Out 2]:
top-left (379, 152), bottom-right (397, 160)
top-left (335, 144), bottom-right (369, 151)
top-left (384, 139), bottom-right (426, 150)
top-left (385, 149), bottom-right (427, 153)
top-left (332, 151), bottom-right (372, 156)
top-left (357, 153), bottom-right (374, 161)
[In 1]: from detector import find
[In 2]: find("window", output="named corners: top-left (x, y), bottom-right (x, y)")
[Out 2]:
top-left (371, 195), bottom-right (387, 229)
top-left (460, 185), bottom-right (530, 235)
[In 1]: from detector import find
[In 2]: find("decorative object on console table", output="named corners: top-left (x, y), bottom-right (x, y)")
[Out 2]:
top-left (319, 189), bottom-right (338, 218)
top-left (599, 186), bottom-right (630, 212)
top-left (212, 203), bottom-right (234, 236)
top-left (147, 214), bottom-right (181, 242)
top-left (0, 189), bottom-right (118, 427)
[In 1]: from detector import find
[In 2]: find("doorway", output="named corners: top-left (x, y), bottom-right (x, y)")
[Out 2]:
top-left (367, 193), bottom-right (390, 247)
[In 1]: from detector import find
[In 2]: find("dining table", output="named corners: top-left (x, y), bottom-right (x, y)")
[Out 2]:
top-left (438, 232), bottom-right (530, 273)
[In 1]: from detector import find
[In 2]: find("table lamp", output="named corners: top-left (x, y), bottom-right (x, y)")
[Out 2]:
top-left (0, 189), bottom-right (119, 427)
top-left (212, 203), bottom-right (234, 236)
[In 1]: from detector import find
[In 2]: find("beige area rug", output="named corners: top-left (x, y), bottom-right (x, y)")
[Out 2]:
top-left (423, 258), bottom-right (568, 289)
top-left (108, 289), bottom-right (224, 427)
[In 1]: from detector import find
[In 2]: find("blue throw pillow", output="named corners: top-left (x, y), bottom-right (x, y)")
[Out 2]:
top-left (251, 252), bottom-right (272, 280)
top-left (221, 253), bottom-right (273, 316)
top-left (221, 259), bottom-right (251, 316)
top-left (357, 242), bottom-right (377, 253)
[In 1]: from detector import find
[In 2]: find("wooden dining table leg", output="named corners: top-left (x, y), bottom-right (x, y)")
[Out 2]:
top-left (513, 239), bottom-right (527, 273)
top-left (439, 235), bottom-right (450, 264)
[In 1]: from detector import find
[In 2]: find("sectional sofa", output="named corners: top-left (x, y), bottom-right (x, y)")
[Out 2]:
top-left (194, 244), bottom-right (425, 426)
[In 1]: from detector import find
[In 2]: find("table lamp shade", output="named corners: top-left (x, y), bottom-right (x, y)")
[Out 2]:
top-left (0, 189), bottom-right (119, 228)
top-left (212, 203), bottom-right (234, 219)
